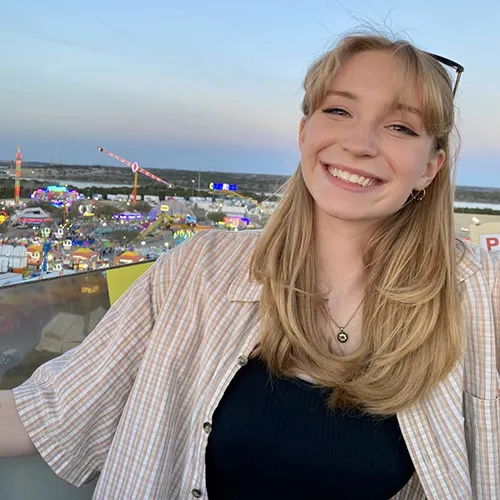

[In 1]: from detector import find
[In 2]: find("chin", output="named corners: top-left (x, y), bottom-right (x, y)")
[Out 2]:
top-left (315, 200), bottom-right (389, 224)
top-left (328, 211), bottom-right (378, 223)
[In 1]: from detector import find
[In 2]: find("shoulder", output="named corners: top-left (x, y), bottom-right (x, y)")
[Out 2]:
top-left (172, 229), bottom-right (262, 266)
top-left (154, 229), bottom-right (261, 269)
top-left (157, 229), bottom-right (262, 292)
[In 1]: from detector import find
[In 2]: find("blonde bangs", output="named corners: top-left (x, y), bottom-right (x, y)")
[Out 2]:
top-left (391, 45), bottom-right (455, 142)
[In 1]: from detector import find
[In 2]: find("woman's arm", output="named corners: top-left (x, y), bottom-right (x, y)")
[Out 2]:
top-left (0, 390), bottom-right (37, 456)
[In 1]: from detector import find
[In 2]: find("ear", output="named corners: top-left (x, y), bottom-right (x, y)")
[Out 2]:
top-left (414, 149), bottom-right (446, 191)
top-left (298, 116), bottom-right (307, 152)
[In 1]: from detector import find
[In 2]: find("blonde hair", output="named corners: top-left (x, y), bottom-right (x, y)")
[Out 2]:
top-left (250, 33), bottom-right (463, 416)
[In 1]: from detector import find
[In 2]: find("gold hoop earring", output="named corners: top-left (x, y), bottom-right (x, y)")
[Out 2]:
top-left (412, 188), bottom-right (426, 202)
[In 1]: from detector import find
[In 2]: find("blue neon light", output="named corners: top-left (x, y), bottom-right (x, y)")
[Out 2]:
top-left (212, 183), bottom-right (237, 191)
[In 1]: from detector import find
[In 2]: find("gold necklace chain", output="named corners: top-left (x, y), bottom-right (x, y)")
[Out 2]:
top-left (329, 298), bottom-right (364, 344)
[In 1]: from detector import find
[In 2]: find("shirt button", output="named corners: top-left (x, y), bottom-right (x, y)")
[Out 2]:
top-left (203, 422), bottom-right (212, 433)
top-left (237, 355), bottom-right (248, 366)
top-left (191, 489), bottom-right (202, 498)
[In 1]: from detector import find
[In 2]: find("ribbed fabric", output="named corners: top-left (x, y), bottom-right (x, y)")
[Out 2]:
top-left (206, 356), bottom-right (414, 500)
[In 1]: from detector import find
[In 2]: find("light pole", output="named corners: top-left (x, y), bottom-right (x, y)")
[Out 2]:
top-left (191, 179), bottom-right (195, 198)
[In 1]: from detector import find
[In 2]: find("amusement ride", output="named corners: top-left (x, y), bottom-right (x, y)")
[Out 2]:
top-left (97, 147), bottom-right (173, 205)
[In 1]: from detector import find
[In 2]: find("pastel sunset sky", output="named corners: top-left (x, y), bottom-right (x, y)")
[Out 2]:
top-left (1, 0), bottom-right (499, 186)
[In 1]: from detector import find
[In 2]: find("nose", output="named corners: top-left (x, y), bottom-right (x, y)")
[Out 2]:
top-left (340, 123), bottom-right (379, 158)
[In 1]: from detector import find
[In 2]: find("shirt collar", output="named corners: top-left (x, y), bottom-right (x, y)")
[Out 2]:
top-left (455, 239), bottom-right (482, 283)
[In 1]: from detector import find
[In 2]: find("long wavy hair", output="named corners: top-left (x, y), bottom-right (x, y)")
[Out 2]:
top-left (250, 33), bottom-right (463, 415)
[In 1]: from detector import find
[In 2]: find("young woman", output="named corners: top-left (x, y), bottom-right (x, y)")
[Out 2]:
top-left (1, 33), bottom-right (498, 500)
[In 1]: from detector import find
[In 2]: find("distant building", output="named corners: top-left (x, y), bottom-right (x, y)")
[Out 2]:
top-left (144, 195), bottom-right (160, 203)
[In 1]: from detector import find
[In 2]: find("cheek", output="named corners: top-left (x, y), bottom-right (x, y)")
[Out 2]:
top-left (387, 146), bottom-right (429, 182)
top-left (301, 120), bottom-right (329, 154)
top-left (300, 138), bottom-right (316, 166)
top-left (300, 158), bottom-right (318, 195)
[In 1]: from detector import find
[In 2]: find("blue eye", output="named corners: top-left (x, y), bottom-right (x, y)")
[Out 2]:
top-left (322, 107), bottom-right (351, 117)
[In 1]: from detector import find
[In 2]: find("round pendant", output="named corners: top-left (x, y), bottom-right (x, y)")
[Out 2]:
top-left (337, 330), bottom-right (348, 343)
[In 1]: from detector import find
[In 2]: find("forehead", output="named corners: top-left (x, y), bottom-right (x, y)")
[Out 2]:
top-left (330, 50), bottom-right (421, 109)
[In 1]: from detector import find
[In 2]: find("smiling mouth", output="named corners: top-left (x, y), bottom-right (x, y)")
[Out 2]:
top-left (321, 162), bottom-right (383, 187)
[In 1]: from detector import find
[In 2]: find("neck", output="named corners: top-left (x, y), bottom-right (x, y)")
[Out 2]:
top-left (314, 206), bottom-right (379, 296)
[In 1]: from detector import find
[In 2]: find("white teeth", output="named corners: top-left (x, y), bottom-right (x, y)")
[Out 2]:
top-left (327, 166), bottom-right (378, 187)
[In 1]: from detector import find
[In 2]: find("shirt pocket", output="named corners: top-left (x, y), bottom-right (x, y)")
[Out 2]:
top-left (463, 390), bottom-right (499, 435)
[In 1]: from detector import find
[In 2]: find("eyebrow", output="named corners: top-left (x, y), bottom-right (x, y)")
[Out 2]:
top-left (326, 90), bottom-right (358, 100)
top-left (326, 89), bottom-right (422, 117)
top-left (396, 102), bottom-right (421, 117)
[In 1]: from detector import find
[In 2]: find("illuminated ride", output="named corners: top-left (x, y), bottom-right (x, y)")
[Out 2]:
top-left (222, 216), bottom-right (251, 230)
top-left (25, 226), bottom-right (95, 274)
top-left (31, 185), bottom-right (81, 208)
top-left (97, 147), bottom-right (173, 206)
top-left (113, 212), bottom-right (142, 222)
top-left (27, 228), bottom-right (63, 272)
top-left (185, 214), bottom-right (197, 226)
top-left (173, 228), bottom-right (196, 246)
top-left (131, 211), bottom-right (199, 246)
top-left (134, 213), bottom-right (169, 242)
top-left (0, 212), bottom-right (8, 225)
top-left (79, 203), bottom-right (95, 217)
top-left (132, 211), bottom-right (179, 243)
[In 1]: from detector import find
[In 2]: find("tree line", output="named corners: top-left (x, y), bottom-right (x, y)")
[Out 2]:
top-left (0, 179), bottom-right (272, 204)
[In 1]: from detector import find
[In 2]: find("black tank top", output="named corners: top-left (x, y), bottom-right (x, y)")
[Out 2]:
top-left (206, 356), bottom-right (414, 499)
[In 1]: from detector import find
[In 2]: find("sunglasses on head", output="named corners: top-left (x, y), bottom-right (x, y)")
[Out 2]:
top-left (427, 53), bottom-right (464, 97)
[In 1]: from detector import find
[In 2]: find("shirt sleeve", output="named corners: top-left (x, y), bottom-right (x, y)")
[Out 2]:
top-left (11, 253), bottom-right (171, 487)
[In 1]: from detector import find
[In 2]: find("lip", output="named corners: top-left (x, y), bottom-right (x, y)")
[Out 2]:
top-left (319, 162), bottom-right (385, 182)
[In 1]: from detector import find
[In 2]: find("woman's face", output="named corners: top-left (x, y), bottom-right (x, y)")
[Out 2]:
top-left (300, 50), bottom-right (445, 223)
